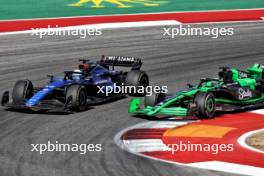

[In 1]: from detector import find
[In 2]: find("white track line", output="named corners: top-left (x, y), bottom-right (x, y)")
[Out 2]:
top-left (238, 128), bottom-right (264, 154)
top-left (130, 121), bottom-right (192, 129)
top-left (122, 139), bottom-right (169, 153)
top-left (252, 109), bottom-right (264, 115)
top-left (0, 20), bottom-right (181, 36)
top-left (1, 8), bottom-right (264, 22)
top-left (187, 161), bottom-right (264, 176)
top-left (114, 121), bottom-right (190, 152)
top-left (115, 113), bottom-right (264, 176)
top-left (1, 17), bottom-right (264, 36)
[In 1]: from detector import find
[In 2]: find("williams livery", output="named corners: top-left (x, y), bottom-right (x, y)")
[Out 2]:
top-left (1, 56), bottom-right (149, 111)
top-left (129, 64), bottom-right (264, 119)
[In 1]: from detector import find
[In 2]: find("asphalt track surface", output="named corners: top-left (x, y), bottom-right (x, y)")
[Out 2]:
top-left (0, 22), bottom-right (264, 176)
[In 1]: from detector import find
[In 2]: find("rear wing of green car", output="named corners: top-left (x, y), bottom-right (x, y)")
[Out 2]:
top-left (246, 64), bottom-right (264, 80)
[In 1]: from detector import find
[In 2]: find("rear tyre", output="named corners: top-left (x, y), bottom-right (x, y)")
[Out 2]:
top-left (12, 80), bottom-right (34, 103)
top-left (125, 70), bottom-right (149, 96)
top-left (194, 92), bottom-right (215, 119)
top-left (144, 92), bottom-right (165, 107)
top-left (66, 85), bottom-right (87, 111)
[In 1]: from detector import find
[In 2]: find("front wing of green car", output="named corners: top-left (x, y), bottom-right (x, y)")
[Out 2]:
top-left (128, 89), bottom-right (201, 117)
top-left (128, 98), bottom-right (189, 117)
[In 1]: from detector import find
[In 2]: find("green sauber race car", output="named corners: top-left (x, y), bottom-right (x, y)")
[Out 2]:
top-left (129, 64), bottom-right (264, 119)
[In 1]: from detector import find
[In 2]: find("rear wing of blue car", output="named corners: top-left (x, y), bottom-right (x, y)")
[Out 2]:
top-left (99, 55), bottom-right (142, 70)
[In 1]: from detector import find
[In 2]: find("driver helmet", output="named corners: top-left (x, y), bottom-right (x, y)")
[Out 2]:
top-left (72, 69), bottom-right (83, 80)
top-left (79, 63), bottom-right (89, 72)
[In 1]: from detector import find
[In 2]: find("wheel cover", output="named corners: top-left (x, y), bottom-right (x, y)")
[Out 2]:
top-left (79, 90), bottom-right (86, 106)
top-left (25, 87), bottom-right (33, 99)
top-left (140, 76), bottom-right (148, 87)
top-left (206, 98), bottom-right (215, 113)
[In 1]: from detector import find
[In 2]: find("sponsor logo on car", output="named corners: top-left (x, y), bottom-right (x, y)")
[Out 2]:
top-left (238, 88), bottom-right (252, 100)
top-left (94, 80), bottom-right (109, 84)
top-left (106, 56), bottom-right (135, 62)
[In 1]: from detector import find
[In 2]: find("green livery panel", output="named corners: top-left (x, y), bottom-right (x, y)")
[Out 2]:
top-left (2, 0), bottom-right (264, 20)
top-left (129, 64), bottom-right (264, 118)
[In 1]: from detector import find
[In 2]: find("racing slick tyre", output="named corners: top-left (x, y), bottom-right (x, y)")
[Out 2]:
top-left (125, 70), bottom-right (149, 97)
top-left (12, 80), bottom-right (34, 103)
top-left (144, 92), bottom-right (165, 107)
top-left (194, 92), bottom-right (215, 119)
top-left (66, 85), bottom-right (87, 111)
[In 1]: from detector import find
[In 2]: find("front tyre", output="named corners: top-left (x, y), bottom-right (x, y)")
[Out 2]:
top-left (66, 85), bottom-right (87, 111)
top-left (194, 92), bottom-right (215, 119)
top-left (12, 80), bottom-right (34, 103)
top-left (125, 70), bottom-right (149, 97)
top-left (144, 92), bottom-right (165, 107)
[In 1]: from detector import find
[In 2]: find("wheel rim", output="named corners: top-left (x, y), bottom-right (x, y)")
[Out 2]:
top-left (25, 88), bottom-right (33, 99)
top-left (206, 98), bottom-right (214, 114)
top-left (140, 76), bottom-right (148, 87)
top-left (79, 90), bottom-right (86, 106)
top-left (23, 82), bottom-right (33, 99)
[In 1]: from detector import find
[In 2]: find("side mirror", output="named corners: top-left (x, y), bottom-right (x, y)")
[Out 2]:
top-left (187, 83), bottom-right (194, 88)
top-left (47, 75), bottom-right (54, 82)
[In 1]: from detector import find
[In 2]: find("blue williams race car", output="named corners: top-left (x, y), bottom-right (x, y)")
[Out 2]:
top-left (1, 56), bottom-right (149, 111)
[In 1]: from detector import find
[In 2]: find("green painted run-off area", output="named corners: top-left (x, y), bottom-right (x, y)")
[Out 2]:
top-left (1, 0), bottom-right (264, 20)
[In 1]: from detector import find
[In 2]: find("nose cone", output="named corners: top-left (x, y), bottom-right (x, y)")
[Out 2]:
top-left (25, 80), bottom-right (64, 106)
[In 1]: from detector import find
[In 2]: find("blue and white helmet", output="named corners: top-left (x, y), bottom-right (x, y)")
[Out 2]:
top-left (72, 69), bottom-right (83, 80)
